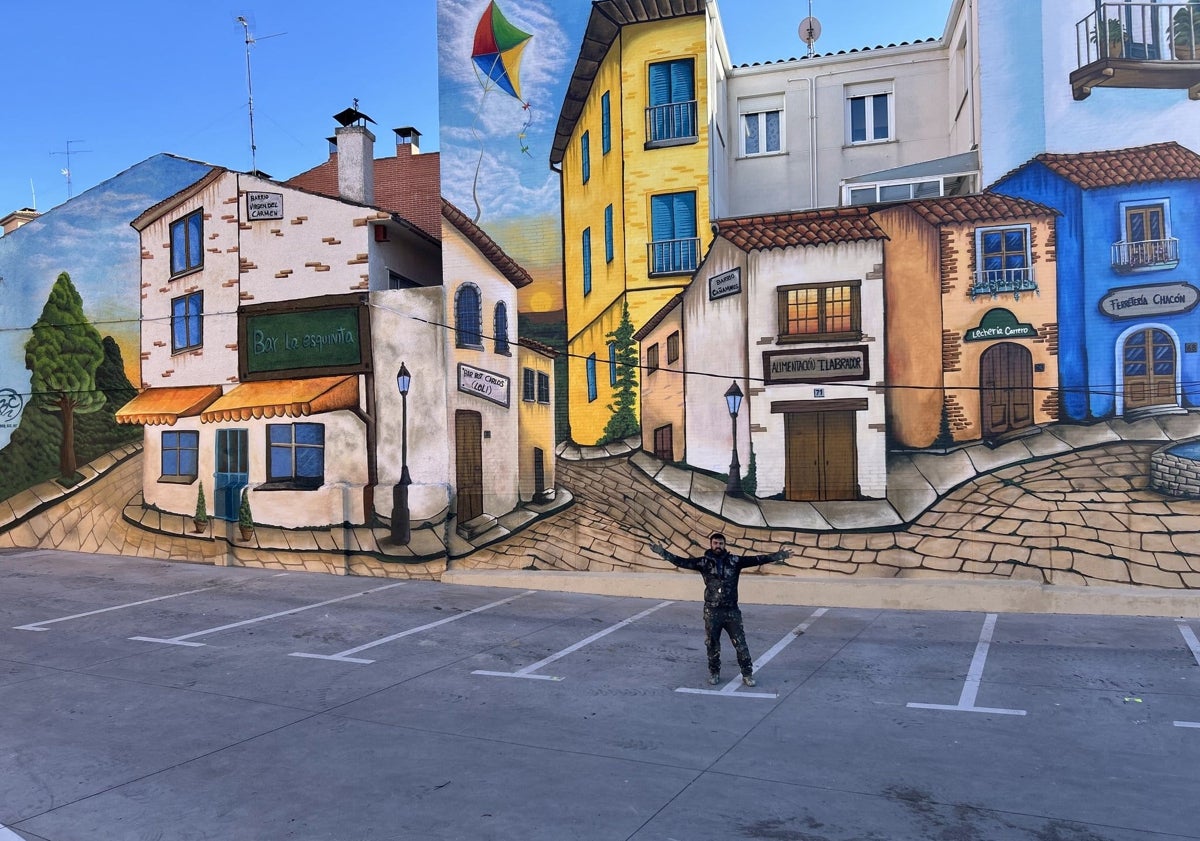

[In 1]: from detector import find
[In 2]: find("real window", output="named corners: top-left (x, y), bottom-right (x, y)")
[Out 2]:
top-left (581, 130), bottom-right (591, 184)
top-left (844, 174), bottom-right (974, 206)
top-left (536, 371), bottom-right (550, 404)
top-left (647, 58), bottom-right (697, 145)
top-left (160, 430), bottom-right (199, 482)
top-left (267, 422), bottom-right (325, 489)
top-left (777, 281), bottom-right (862, 342)
top-left (586, 354), bottom-right (597, 402)
top-left (649, 191), bottom-right (698, 275)
top-left (523, 368), bottom-right (536, 402)
top-left (646, 343), bottom-right (660, 372)
top-left (494, 301), bottom-right (510, 355)
top-left (742, 110), bottom-right (782, 156)
top-left (171, 292), bottom-right (203, 353)
top-left (170, 209), bottom-right (204, 276)
top-left (604, 204), bottom-right (614, 263)
top-left (845, 82), bottom-right (893, 144)
top-left (601, 91), bottom-right (612, 154)
top-left (455, 283), bottom-right (483, 348)
top-left (582, 227), bottom-right (592, 295)
top-left (666, 331), bottom-right (680, 364)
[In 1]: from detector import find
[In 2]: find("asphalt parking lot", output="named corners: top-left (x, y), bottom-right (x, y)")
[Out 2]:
top-left (1, 549), bottom-right (1197, 841)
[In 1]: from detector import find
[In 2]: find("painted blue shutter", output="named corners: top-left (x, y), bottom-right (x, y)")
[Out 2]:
top-left (581, 131), bottom-right (590, 183)
top-left (582, 228), bottom-right (592, 294)
top-left (671, 59), bottom-right (694, 103)
top-left (608, 341), bottom-right (617, 386)
top-left (601, 92), bottom-right (611, 153)
top-left (649, 62), bottom-right (671, 106)
top-left (674, 192), bottom-right (696, 272)
top-left (604, 205), bottom-right (614, 262)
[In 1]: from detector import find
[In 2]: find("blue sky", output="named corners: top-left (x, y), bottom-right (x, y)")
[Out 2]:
top-left (1, 1), bottom-right (952, 219)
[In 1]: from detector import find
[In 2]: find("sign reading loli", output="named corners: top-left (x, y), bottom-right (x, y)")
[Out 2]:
top-left (763, 345), bottom-right (870, 384)
top-left (1099, 282), bottom-right (1199, 320)
top-left (963, 308), bottom-right (1038, 342)
top-left (708, 267), bottom-right (742, 301)
top-left (458, 363), bottom-right (510, 407)
top-left (245, 307), bottom-right (362, 374)
top-left (246, 192), bottom-right (284, 221)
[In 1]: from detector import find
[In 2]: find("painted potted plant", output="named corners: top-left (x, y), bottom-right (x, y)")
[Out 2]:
top-left (1090, 17), bottom-right (1125, 58)
top-left (238, 488), bottom-right (255, 541)
top-left (192, 482), bottom-right (209, 534)
top-left (1174, 1), bottom-right (1200, 59)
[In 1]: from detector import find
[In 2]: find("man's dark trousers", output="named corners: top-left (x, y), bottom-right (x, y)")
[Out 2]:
top-left (704, 604), bottom-right (753, 676)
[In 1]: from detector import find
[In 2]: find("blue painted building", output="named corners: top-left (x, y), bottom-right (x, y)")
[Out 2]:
top-left (991, 143), bottom-right (1200, 421)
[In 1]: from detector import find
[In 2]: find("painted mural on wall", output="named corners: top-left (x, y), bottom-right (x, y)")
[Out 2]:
top-left (0, 0), bottom-right (1198, 590)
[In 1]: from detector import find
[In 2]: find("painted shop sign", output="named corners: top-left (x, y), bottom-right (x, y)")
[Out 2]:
top-left (1099, 282), bottom-right (1199, 320)
top-left (963, 308), bottom-right (1037, 343)
top-left (246, 192), bottom-right (284, 221)
top-left (458, 363), bottom-right (511, 407)
top-left (708, 267), bottom-right (742, 301)
top-left (238, 295), bottom-right (370, 380)
top-left (763, 345), bottom-right (870, 384)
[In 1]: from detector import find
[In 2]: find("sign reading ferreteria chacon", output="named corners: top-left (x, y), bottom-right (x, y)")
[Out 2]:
top-left (238, 295), bottom-right (370, 380)
top-left (763, 345), bottom-right (870, 385)
top-left (458, 363), bottom-right (510, 407)
top-left (1099, 282), bottom-right (1199, 320)
top-left (963, 308), bottom-right (1038, 343)
top-left (709, 267), bottom-right (742, 301)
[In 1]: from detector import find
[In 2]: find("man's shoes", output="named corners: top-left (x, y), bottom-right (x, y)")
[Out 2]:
top-left (741, 674), bottom-right (756, 687)
top-left (708, 672), bottom-right (721, 685)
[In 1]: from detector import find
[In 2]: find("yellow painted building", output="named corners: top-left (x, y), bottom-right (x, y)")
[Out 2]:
top-left (551, 1), bottom-right (716, 445)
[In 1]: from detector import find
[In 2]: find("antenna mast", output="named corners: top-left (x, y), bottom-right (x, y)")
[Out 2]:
top-left (237, 16), bottom-right (258, 173)
top-left (50, 140), bottom-right (92, 199)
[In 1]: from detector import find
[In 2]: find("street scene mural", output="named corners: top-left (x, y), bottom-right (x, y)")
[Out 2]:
top-left (1, 0), bottom-right (1198, 591)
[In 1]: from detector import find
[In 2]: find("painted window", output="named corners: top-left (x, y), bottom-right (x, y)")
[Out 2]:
top-left (1117, 201), bottom-right (1177, 271)
top-left (170, 208), bottom-right (204, 276)
top-left (845, 82), bottom-right (893, 144)
top-left (1126, 204), bottom-right (1166, 243)
top-left (582, 227), bottom-right (592, 295)
top-left (653, 424), bottom-right (673, 461)
top-left (160, 430), bottom-right (199, 482)
top-left (586, 354), bottom-right (597, 402)
top-left (267, 422), bottom-right (325, 488)
top-left (581, 130), bottom-right (590, 184)
top-left (604, 204), bottom-right (614, 263)
top-left (522, 368), bottom-right (536, 402)
top-left (777, 281), bottom-right (862, 342)
top-left (601, 91), bottom-right (611, 153)
top-left (494, 301), bottom-right (510, 354)
top-left (171, 292), bottom-right (203, 353)
top-left (973, 225), bottom-right (1036, 299)
top-left (647, 58), bottom-right (697, 144)
top-left (608, 341), bottom-right (618, 386)
top-left (649, 191), bottom-right (698, 275)
top-left (455, 283), bottom-right (483, 348)
top-left (666, 331), bottom-right (680, 364)
top-left (537, 371), bottom-right (550, 404)
top-left (646, 342), bottom-right (660, 372)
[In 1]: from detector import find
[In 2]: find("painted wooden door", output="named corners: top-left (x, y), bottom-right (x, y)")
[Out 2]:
top-left (980, 342), bottom-right (1033, 437)
top-left (455, 410), bottom-right (483, 523)
top-left (784, 411), bottom-right (857, 501)
top-left (1123, 328), bottom-right (1177, 410)
top-left (214, 428), bottom-right (248, 521)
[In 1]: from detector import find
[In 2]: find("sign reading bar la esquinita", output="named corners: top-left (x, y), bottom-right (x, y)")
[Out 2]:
top-left (458, 363), bottom-right (510, 407)
top-left (1099, 282), bottom-right (1199, 320)
top-left (763, 345), bottom-right (870, 385)
top-left (709, 267), bottom-right (742, 301)
top-left (246, 192), bottom-right (284, 221)
top-left (244, 306), bottom-right (364, 375)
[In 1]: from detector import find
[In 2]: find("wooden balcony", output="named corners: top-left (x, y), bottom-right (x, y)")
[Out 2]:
top-left (1071, 2), bottom-right (1200, 100)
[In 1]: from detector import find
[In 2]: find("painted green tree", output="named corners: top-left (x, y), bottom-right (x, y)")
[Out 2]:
top-left (599, 300), bottom-right (639, 445)
top-left (24, 271), bottom-right (106, 482)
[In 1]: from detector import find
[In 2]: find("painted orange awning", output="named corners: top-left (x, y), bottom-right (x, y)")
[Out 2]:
top-left (115, 385), bottom-right (223, 426)
top-left (200, 376), bottom-right (359, 423)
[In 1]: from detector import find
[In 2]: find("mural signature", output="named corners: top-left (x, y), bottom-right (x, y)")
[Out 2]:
top-left (0, 388), bottom-right (25, 426)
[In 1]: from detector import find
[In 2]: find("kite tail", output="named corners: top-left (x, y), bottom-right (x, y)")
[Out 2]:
top-left (518, 100), bottom-right (533, 157)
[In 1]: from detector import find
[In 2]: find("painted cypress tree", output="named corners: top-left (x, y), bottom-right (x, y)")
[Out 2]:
top-left (599, 300), bottom-right (640, 445)
top-left (24, 272), bottom-right (106, 482)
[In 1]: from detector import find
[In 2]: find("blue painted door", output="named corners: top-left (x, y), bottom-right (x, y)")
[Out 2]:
top-left (214, 428), bottom-right (249, 521)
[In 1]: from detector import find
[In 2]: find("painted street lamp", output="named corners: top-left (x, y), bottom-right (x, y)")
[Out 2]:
top-left (391, 362), bottom-right (412, 545)
top-left (724, 380), bottom-right (744, 498)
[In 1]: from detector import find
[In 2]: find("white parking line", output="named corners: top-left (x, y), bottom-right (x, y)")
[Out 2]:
top-left (129, 582), bottom-right (405, 647)
top-left (289, 591), bottom-right (535, 663)
top-left (907, 613), bottom-right (1026, 716)
top-left (676, 607), bottom-right (828, 699)
top-left (473, 600), bottom-right (673, 681)
top-left (12, 573), bottom-right (288, 631)
top-left (1175, 621), bottom-right (1200, 728)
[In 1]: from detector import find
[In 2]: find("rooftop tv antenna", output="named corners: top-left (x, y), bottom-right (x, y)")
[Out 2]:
top-left (235, 15), bottom-right (286, 174)
top-left (798, 0), bottom-right (821, 59)
top-left (50, 140), bottom-right (92, 199)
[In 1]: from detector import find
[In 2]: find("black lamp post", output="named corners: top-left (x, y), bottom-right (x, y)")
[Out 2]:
top-left (724, 380), bottom-right (744, 497)
top-left (391, 363), bottom-right (412, 545)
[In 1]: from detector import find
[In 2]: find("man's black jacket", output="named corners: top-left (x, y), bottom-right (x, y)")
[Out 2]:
top-left (658, 548), bottom-right (784, 610)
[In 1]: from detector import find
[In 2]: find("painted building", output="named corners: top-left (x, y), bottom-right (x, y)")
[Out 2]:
top-left (551, 0), bottom-right (722, 445)
top-left (874, 193), bottom-right (1061, 448)
top-left (516, 337), bottom-right (558, 501)
top-left (634, 294), bottom-right (685, 463)
top-left (990, 142), bottom-right (1200, 421)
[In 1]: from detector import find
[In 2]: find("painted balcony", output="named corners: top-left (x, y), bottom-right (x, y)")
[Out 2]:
top-left (645, 100), bottom-right (698, 147)
top-left (1112, 237), bottom-right (1180, 273)
top-left (970, 267), bottom-right (1039, 301)
top-left (647, 237), bottom-right (701, 276)
top-left (1071, 2), bottom-right (1200, 100)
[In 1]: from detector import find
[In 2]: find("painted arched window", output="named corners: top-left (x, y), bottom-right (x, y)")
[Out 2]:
top-left (455, 283), bottom-right (482, 348)
top-left (494, 301), bottom-right (510, 354)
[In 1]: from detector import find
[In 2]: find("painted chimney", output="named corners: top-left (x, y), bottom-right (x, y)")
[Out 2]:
top-left (394, 127), bottom-right (421, 156)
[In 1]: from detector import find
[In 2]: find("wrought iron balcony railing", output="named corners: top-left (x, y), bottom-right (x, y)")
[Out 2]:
top-left (970, 267), bottom-right (1039, 301)
top-left (1112, 237), bottom-right (1180, 273)
top-left (645, 100), bottom-right (698, 146)
top-left (647, 237), bottom-right (701, 276)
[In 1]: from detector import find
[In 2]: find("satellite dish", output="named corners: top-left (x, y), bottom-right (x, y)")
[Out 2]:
top-left (798, 16), bottom-right (821, 46)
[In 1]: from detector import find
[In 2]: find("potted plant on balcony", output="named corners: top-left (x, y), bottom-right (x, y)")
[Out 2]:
top-left (237, 488), bottom-right (255, 541)
top-left (1174, 1), bottom-right (1200, 59)
top-left (1091, 17), bottom-right (1125, 58)
top-left (192, 482), bottom-right (209, 534)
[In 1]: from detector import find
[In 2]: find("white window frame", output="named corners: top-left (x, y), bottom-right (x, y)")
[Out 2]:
top-left (737, 94), bottom-right (785, 158)
top-left (1118, 197), bottom-right (1172, 242)
top-left (844, 81), bottom-right (894, 146)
